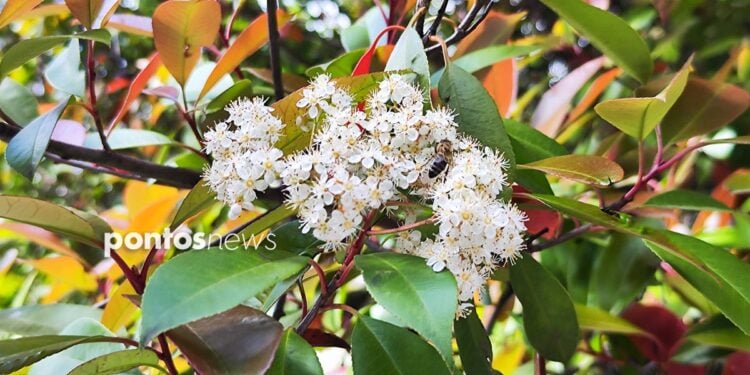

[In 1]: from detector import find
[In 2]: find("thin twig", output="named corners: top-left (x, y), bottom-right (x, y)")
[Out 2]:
top-left (423, 0), bottom-right (449, 43)
top-left (267, 0), bottom-right (284, 101)
top-left (486, 284), bottom-right (514, 333)
top-left (526, 224), bottom-right (593, 253)
top-left (157, 334), bottom-right (179, 375)
top-left (86, 40), bottom-right (111, 152)
top-left (367, 217), bottom-right (435, 235)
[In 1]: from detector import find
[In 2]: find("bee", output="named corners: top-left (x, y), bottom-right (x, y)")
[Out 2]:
top-left (428, 140), bottom-right (453, 178)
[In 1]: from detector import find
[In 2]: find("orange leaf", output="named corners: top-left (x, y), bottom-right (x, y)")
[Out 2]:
top-left (0, 222), bottom-right (87, 265)
top-left (0, 0), bottom-right (43, 29)
top-left (454, 11), bottom-right (526, 57)
top-left (198, 10), bottom-right (290, 100)
top-left (480, 59), bottom-right (517, 117)
top-left (65, 0), bottom-right (119, 29)
top-left (30, 256), bottom-right (98, 300)
top-left (153, 0), bottom-right (221, 86)
top-left (107, 54), bottom-right (161, 132)
top-left (567, 67), bottom-right (621, 123)
top-left (123, 180), bottom-right (180, 221)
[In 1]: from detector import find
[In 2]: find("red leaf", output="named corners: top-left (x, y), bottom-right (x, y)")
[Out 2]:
top-left (302, 328), bottom-right (350, 349)
top-left (622, 304), bottom-right (685, 363)
top-left (512, 186), bottom-right (560, 239)
top-left (107, 53), bottom-right (161, 133)
top-left (723, 352), bottom-right (750, 375)
top-left (352, 25), bottom-right (404, 76)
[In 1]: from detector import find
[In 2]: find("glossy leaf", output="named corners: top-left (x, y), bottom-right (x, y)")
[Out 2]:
top-left (539, 0), bottom-right (652, 82)
top-left (0, 0), bottom-right (43, 29)
top-left (65, 0), bottom-right (119, 29)
top-left (170, 182), bottom-right (216, 230)
top-left (168, 305), bottom-right (283, 375)
top-left (643, 189), bottom-right (730, 211)
top-left (0, 304), bottom-right (101, 336)
top-left (351, 317), bottom-right (452, 375)
top-left (356, 253), bottom-right (457, 364)
top-left (454, 11), bottom-right (526, 57)
top-left (152, 0), bottom-right (221, 85)
top-left (108, 53), bottom-right (161, 130)
top-left (454, 308), bottom-right (496, 375)
top-left (237, 205), bottom-right (297, 241)
top-left (198, 10), bottom-right (290, 100)
top-left (6, 97), bottom-right (71, 178)
top-left (0, 335), bottom-right (123, 374)
top-left (0, 30), bottom-right (111, 77)
top-left (574, 304), bottom-right (653, 338)
top-left (306, 48), bottom-right (365, 77)
top-left (431, 44), bottom-right (540, 84)
top-left (510, 253), bottom-right (579, 362)
top-left (660, 78), bottom-right (750, 142)
top-left (140, 248), bottom-right (307, 344)
top-left (68, 349), bottom-right (163, 375)
top-left (44, 39), bottom-right (85, 97)
top-left (567, 67), bottom-right (621, 123)
top-left (0, 78), bottom-right (39, 125)
top-left (595, 63), bottom-right (689, 139)
top-left (438, 63), bottom-right (516, 178)
top-left (84, 128), bottom-right (173, 150)
top-left (686, 315), bottom-right (750, 352)
top-left (481, 58), bottom-right (517, 117)
top-left (643, 231), bottom-right (750, 335)
top-left (267, 329), bottom-right (324, 375)
top-left (385, 27), bottom-right (430, 97)
top-left (520, 155), bottom-right (624, 186)
top-left (505, 120), bottom-right (566, 193)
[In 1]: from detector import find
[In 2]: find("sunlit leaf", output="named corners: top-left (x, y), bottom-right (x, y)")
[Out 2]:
top-left (65, 0), bottom-right (120, 29)
top-left (510, 253), bottom-right (579, 362)
top-left (152, 0), bottom-right (220, 85)
top-left (480, 59), bottom-right (517, 117)
top-left (0, 0), bottom-right (43, 29)
top-left (101, 281), bottom-right (138, 332)
top-left (351, 317), bottom-right (452, 375)
top-left (140, 249), bottom-right (307, 344)
top-left (170, 182), bottom-right (215, 230)
top-left (539, 0), bottom-right (652, 82)
top-left (168, 305), bottom-right (283, 374)
top-left (356, 253), bottom-right (457, 364)
top-left (574, 304), bottom-right (654, 339)
top-left (108, 53), bottom-right (161, 130)
top-left (68, 349), bottom-right (164, 375)
top-left (198, 10), bottom-right (290, 100)
top-left (385, 27), bottom-right (430, 96)
top-left (567, 67), bottom-right (621, 123)
top-left (0, 304), bottom-right (101, 336)
top-left (454, 11), bottom-right (526, 57)
top-left (0, 335), bottom-right (124, 374)
top-left (44, 39), bottom-right (86, 98)
top-left (520, 154), bottom-right (624, 186)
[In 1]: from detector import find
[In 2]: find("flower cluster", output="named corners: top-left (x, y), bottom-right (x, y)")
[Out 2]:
top-left (202, 74), bottom-right (527, 309)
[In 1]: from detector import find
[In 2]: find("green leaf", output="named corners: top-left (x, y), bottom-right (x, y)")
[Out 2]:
top-left (306, 48), bottom-right (365, 78)
top-left (454, 308), bottom-right (496, 375)
top-left (273, 72), bottom-right (387, 155)
top-left (574, 304), bottom-right (654, 339)
top-left (0, 195), bottom-right (111, 246)
top-left (351, 317), bottom-right (452, 375)
top-left (520, 155), bottom-right (624, 187)
top-left (643, 189), bottom-right (730, 211)
top-left (725, 172), bottom-right (750, 194)
top-left (595, 63), bottom-right (689, 139)
top-left (0, 335), bottom-right (123, 374)
top-left (510, 253), bottom-right (579, 362)
top-left (237, 205), bottom-right (297, 242)
top-left (168, 305), bottom-right (283, 374)
top-left (643, 231), bottom-right (750, 335)
top-left (438, 63), bottom-right (516, 180)
top-left (44, 39), bottom-right (85, 97)
top-left (588, 233), bottom-right (659, 312)
top-left (539, 0), bottom-right (652, 82)
top-left (0, 78), bottom-right (38, 125)
top-left (659, 78), bottom-right (750, 143)
top-left (0, 304), bottom-right (102, 336)
top-left (267, 329), bottom-right (323, 375)
top-left (170, 181), bottom-right (216, 230)
top-left (140, 248), bottom-right (308, 344)
top-left (68, 349), bottom-right (165, 375)
top-left (432, 44), bottom-right (542, 84)
top-left (385, 28), bottom-right (430, 97)
top-left (356, 253), bottom-right (457, 365)
top-left (263, 220), bottom-right (322, 257)
top-left (84, 128), bottom-right (174, 150)
top-left (505, 119), bottom-right (565, 194)
top-left (6, 97), bottom-right (71, 178)
top-left (0, 30), bottom-right (111, 77)
top-left (685, 315), bottom-right (750, 352)
top-left (205, 79), bottom-right (254, 114)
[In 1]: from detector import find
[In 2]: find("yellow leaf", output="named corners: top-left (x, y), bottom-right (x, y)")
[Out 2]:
top-left (153, 0), bottom-right (221, 86)
top-left (30, 256), bottom-right (97, 301)
top-left (123, 180), bottom-right (179, 219)
top-left (0, 0), bottom-right (42, 29)
top-left (492, 340), bottom-right (526, 374)
top-left (198, 10), bottom-right (291, 100)
top-left (101, 280), bottom-right (139, 331)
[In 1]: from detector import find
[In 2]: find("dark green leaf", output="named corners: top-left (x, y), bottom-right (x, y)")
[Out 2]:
top-left (685, 315), bottom-right (750, 352)
top-left (6, 97), bottom-right (71, 178)
top-left (263, 220), bottom-right (322, 257)
top-left (0, 304), bottom-right (102, 336)
top-left (356, 253), bottom-right (457, 364)
top-left (0, 195), bottom-right (111, 247)
top-left (140, 249), bottom-right (308, 344)
top-left (438, 63), bottom-right (515, 179)
top-left (505, 119), bottom-right (565, 194)
top-left (237, 205), bottom-right (297, 242)
top-left (510, 253), bottom-right (579, 362)
top-left (0, 78), bottom-right (38, 125)
top-left (351, 317), bottom-right (452, 375)
top-left (267, 329), bottom-right (323, 375)
top-left (432, 44), bottom-right (542, 84)
top-left (0, 335), bottom-right (123, 374)
top-left (168, 305), bottom-right (283, 375)
top-left (539, 0), bottom-right (652, 82)
top-left (643, 189), bottom-right (730, 211)
top-left (170, 181), bottom-right (216, 230)
top-left (68, 349), bottom-right (165, 375)
top-left (454, 308), bottom-right (496, 375)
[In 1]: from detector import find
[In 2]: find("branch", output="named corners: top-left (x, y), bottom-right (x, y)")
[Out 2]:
top-left (86, 40), bottom-right (111, 151)
top-left (425, 0), bottom-right (493, 54)
top-left (423, 0), bottom-right (449, 43)
top-left (0, 121), bottom-right (201, 189)
top-left (267, 0), bottom-right (284, 101)
top-left (526, 224), bottom-right (593, 253)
